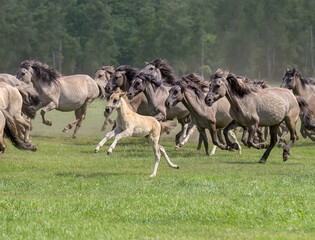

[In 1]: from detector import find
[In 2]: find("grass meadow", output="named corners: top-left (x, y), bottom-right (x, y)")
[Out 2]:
top-left (0, 100), bottom-right (314, 239)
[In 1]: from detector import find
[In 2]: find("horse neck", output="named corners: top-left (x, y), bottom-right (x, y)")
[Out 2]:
top-left (293, 77), bottom-right (304, 96)
top-left (224, 81), bottom-right (247, 113)
top-left (116, 97), bottom-right (135, 121)
top-left (121, 75), bottom-right (131, 92)
top-left (183, 89), bottom-right (207, 116)
top-left (143, 82), bottom-right (164, 108)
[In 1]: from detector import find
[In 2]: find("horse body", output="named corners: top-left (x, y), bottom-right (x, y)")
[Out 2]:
top-left (165, 74), bottom-right (241, 155)
top-left (94, 92), bottom-right (179, 177)
top-left (17, 60), bottom-right (106, 138)
top-left (205, 70), bottom-right (299, 163)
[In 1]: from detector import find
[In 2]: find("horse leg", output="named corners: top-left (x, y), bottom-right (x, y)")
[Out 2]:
top-left (148, 136), bottom-right (161, 177)
top-left (282, 117), bottom-right (298, 162)
top-left (223, 120), bottom-right (239, 150)
top-left (14, 115), bottom-right (31, 143)
top-left (228, 130), bottom-right (242, 154)
top-left (159, 145), bottom-right (179, 169)
top-left (174, 120), bottom-right (186, 149)
top-left (198, 127), bottom-right (209, 155)
top-left (247, 123), bottom-right (266, 149)
top-left (241, 127), bottom-right (249, 147)
top-left (278, 123), bottom-right (288, 148)
top-left (40, 102), bottom-right (56, 126)
top-left (176, 125), bottom-right (197, 150)
top-left (94, 127), bottom-right (121, 153)
top-left (0, 117), bottom-right (6, 158)
top-left (209, 124), bottom-right (229, 150)
top-left (107, 129), bottom-right (132, 155)
top-left (259, 124), bottom-right (280, 163)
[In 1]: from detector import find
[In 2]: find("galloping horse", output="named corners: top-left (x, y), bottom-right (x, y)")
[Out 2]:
top-left (281, 68), bottom-right (315, 140)
top-left (0, 82), bottom-right (37, 148)
top-left (165, 73), bottom-right (241, 155)
top-left (94, 66), bottom-right (115, 98)
top-left (205, 70), bottom-right (299, 163)
top-left (0, 110), bottom-right (36, 157)
top-left (94, 91), bottom-right (179, 177)
top-left (16, 60), bottom-right (107, 138)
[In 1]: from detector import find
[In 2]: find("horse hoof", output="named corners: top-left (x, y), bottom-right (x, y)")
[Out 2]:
top-left (31, 146), bottom-right (37, 152)
top-left (175, 165), bottom-right (179, 169)
top-left (283, 154), bottom-right (290, 162)
top-left (94, 149), bottom-right (99, 153)
top-left (63, 128), bottom-right (70, 133)
top-left (149, 174), bottom-right (156, 178)
top-left (259, 158), bottom-right (266, 163)
top-left (107, 151), bottom-right (112, 155)
top-left (174, 146), bottom-right (180, 151)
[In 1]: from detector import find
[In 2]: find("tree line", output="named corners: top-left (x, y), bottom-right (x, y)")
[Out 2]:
top-left (0, 0), bottom-right (314, 81)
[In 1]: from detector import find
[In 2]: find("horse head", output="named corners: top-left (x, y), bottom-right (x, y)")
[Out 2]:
top-left (105, 91), bottom-right (126, 114)
top-left (281, 68), bottom-right (299, 90)
top-left (205, 70), bottom-right (228, 106)
top-left (94, 66), bottom-right (115, 85)
top-left (16, 60), bottom-right (34, 84)
top-left (165, 84), bottom-right (184, 109)
top-left (126, 73), bottom-right (147, 100)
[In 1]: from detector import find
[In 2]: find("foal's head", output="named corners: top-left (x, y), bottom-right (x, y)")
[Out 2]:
top-left (105, 91), bottom-right (126, 114)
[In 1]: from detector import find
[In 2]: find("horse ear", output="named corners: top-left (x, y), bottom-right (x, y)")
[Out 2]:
top-left (292, 68), bottom-right (296, 74)
top-left (145, 61), bottom-right (149, 65)
top-left (119, 92), bottom-right (126, 97)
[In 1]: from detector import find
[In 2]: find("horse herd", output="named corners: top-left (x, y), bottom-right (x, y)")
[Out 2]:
top-left (0, 59), bottom-right (314, 176)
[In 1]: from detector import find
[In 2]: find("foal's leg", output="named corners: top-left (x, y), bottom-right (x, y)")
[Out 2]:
top-left (40, 101), bottom-right (57, 126)
top-left (159, 145), bottom-right (179, 169)
top-left (148, 137), bottom-right (161, 177)
top-left (107, 129), bottom-right (133, 155)
top-left (94, 127), bottom-right (121, 153)
top-left (259, 124), bottom-right (280, 163)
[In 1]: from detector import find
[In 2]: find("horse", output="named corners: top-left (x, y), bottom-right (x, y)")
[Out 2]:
top-left (94, 91), bottom-right (179, 177)
top-left (0, 82), bottom-right (37, 148)
top-left (281, 68), bottom-right (315, 140)
top-left (0, 110), bottom-right (36, 157)
top-left (165, 73), bottom-right (241, 155)
top-left (16, 60), bottom-right (107, 138)
top-left (127, 72), bottom-right (197, 148)
top-left (205, 69), bottom-right (299, 163)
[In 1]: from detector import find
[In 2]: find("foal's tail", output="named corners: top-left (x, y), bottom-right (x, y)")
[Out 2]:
top-left (2, 110), bottom-right (37, 151)
top-left (16, 83), bottom-right (41, 119)
top-left (297, 97), bottom-right (315, 131)
top-left (160, 118), bottom-right (178, 135)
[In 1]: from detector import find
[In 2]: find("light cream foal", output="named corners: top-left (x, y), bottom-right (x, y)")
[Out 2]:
top-left (94, 92), bottom-right (179, 177)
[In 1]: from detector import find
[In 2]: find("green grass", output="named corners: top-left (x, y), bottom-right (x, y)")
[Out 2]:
top-left (0, 101), bottom-right (314, 239)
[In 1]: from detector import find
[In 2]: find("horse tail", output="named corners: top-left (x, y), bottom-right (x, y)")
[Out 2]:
top-left (2, 110), bottom-right (36, 151)
top-left (16, 83), bottom-right (41, 119)
top-left (297, 97), bottom-right (315, 131)
top-left (160, 118), bottom-right (178, 135)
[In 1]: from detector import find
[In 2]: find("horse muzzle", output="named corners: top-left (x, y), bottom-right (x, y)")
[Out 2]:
top-left (205, 97), bottom-right (214, 106)
top-left (126, 92), bottom-right (134, 100)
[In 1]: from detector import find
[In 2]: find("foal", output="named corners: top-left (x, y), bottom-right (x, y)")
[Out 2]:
top-left (94, 91), bottom-right (179, 177)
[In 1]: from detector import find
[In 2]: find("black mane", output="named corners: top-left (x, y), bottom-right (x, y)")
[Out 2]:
top-left (148, 59), bottom-right (177, 84)
top-left (116, 65), bottom-right (139, 82)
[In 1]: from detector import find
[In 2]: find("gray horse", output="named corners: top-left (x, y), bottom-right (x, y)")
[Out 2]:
top-left (16, 60), bottom-right (108, 138)
top-left (205, 69), bottom-right (300, 163)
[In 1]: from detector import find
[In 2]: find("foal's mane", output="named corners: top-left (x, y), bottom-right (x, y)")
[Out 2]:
top-left (20, 60), bottom-right (61, 84)
top-left (115, 65), bottom-right (139, 82)
top-left (286, 68), bottom-right (315, 88)
top-left (148, 59), bottom-right (177, 84)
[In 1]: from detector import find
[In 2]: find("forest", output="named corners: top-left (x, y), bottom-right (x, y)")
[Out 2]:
top-left (0, 0), bottom-right (314, 81)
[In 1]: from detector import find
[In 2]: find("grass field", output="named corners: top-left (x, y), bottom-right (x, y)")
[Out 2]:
top-left (0, 100), bottom-right (314, 239)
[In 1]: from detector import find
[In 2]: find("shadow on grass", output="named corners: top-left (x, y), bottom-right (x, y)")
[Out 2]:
top-left (222, 161), bottom-right (258, 165)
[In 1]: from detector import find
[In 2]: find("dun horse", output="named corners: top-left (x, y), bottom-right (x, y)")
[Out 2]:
top-left (0, 110), bottom-right (36, 157)
top-left (165, 73), bottom-right (241, 155)
top-left (205, 70), bottom-right (299, 163)
top-left (0, 82), bottom-right (37, 148)
top-left (16, 60), bottom-right (108, 138)
top-left (94, 91), bottom-right (179, 177)
top-left (281, 68), bottom-right (315, 140)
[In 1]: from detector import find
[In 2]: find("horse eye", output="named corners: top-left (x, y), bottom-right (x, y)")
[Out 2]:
top-left (113, 99), bottom-right (118, 104)
top-left (149, 67), bottom-right (154, 71)
top-left (134, 82), bottom-right (140, 88)
top-left (174, 90), bottom-right (178, 95)
top-left (22, 72), bottom-right (25, 76)
top-left (99, 74), bottom-right (103, 78)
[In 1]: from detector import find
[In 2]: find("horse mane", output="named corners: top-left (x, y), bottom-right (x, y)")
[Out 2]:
top-left (100, 66), bottom-right (115, 74)
top-left (148, 59), bottom-right (177, 84)
top-left (178, 73), bottom-right (208, 100)
top-left (286, 68), bottom-right (315, 88)
top-left (136, 72), bottom-right (161, 92)
top-left (226, 73), bottom-right (259, 98)
top-left (116, 65), bottom-right (139, 82)
top-left (21, 60), bottom-right (61, 85)
top-left (210, 68), bottom-right (230, 81)
top-left (242, 77), bottom-right (271, 89)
